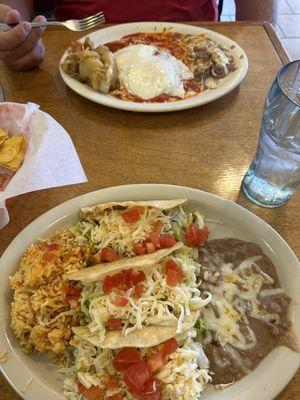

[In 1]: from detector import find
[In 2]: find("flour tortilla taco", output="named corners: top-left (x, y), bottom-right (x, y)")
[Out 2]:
top-left (67, 243), bottom-right (211, 348)
top-left (71, 198), bottom-right (209, 262)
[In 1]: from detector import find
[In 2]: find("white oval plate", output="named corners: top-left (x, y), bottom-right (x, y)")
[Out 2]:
top-left (59, 22), bottom-right (248, 112)
top-left (0, 184), bottom-right (299, 400)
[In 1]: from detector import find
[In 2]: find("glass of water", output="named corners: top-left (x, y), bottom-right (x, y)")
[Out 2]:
top-left (242, 60), bottom-right (300, 207)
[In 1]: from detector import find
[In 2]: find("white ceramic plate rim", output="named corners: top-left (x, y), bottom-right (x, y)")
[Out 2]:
top-left (59, 22), bottom-right (248, 112)
top-left (0, 184), bottom-right (299, 400)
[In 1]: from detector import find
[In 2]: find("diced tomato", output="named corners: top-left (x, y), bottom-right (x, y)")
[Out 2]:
top-left (186, 224), bottom-right (209, 247)
top-left (166, 259), bottom-right (184, 280)
top-left (166, 269), bottom-right (181, 287)
top-left (76, 380), bottom-right (85, 392)
top-left (113, 272), bottom-right (126, 290)
top-left (61, 286), bottom-right (82, 301)
top-left (113, 295), bottom-right (128, 307)
top-left (146, 351), bottom-right (165, 373)
top-left (133, 283), bottom-right (144, 299)
top-left (42, 251), bottom-right (56, 262)
top-left (124, 361), bottom-right (150, 395)
top-left (149, 221), bottom-right (163, 249)
top-left (104, 374), bottom-right (119, 390)
top-left (122, 206), bottom-right (145, 223)
top-left (106, 318), bottom-right (123, 329)
top-left (103, 275), bottom-right (114, 294)
top-left (159, 233), bottom-right (176, 248)
top-left (113, 348), bottom-right (143, 371)
top-left (147, 339), bottom-right (178, 373)
top-left (130, 271), bottom-right (146, 285)
top-left (112, 270), bottom-right (131, 291)
top-left (77, 382), bottom-right (105, 400)
top-left (166, 259), bottom-right (184, 287)
top-left (102, 247), bottom-right (119, 263)
top-left (133, 242), bottom-right (148, 255)
top-left (44, 242), bottom-right (59, 250)
top-left (92, 247), bottom-right (119, 264)
top-left (162, 338), bottom-right (178, 357)
top-left (142, 377), bottom-right (161, 400)
top-left (103, 269), bottom-right (146, 295)
top-left (146, 242), bottom-right (156, 253)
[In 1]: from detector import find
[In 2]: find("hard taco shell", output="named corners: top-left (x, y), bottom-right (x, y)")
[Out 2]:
top-left (80, 199), bottom-right (187, 221)
top-left (72, 312), bottom-right (198, 349)
top-left (67, 242), bottom-right (184, 283)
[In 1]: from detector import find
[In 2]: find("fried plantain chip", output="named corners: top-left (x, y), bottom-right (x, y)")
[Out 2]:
top-left (0, 134), bottom-right (28, 171)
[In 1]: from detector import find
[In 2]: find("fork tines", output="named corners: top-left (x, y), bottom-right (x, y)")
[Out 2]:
top-left (79, 12), bottom-right (105, 29)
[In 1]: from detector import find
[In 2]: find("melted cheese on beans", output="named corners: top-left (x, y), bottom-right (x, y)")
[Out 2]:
top-left (201, 256), bottom-right (284, 352)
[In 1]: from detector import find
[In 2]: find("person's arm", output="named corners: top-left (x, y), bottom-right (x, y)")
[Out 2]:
top-left (235, 0), bottom-right (278, 26)
top-left (0, 0), bottom-right (46, 70)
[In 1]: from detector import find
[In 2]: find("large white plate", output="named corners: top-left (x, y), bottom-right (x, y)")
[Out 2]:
top-left (0, 184), bottom-right (299, 400)
top-left (59, 22), bottom-right (248, 112)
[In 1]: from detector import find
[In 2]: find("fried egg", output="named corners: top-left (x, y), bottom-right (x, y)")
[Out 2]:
top-left (115, 44), bottom-right (193, 100)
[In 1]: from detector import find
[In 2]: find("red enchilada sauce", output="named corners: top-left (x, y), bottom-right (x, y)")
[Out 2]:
top-left (105, 32), bottom-right (186, 59)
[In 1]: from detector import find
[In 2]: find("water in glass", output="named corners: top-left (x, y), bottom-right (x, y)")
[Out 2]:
top-left (242, 61), bottom-right (300, 207)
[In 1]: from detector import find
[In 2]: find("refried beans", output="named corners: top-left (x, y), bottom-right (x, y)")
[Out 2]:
top-left (197, 239), bottom-right (291, 384)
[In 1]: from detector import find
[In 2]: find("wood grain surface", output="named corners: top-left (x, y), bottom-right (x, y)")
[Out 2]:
top-left (0, 21), bottom-right (299, 400)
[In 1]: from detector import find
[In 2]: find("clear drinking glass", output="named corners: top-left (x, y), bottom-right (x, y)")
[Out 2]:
top-left (242, 60), bottom-right (300, 207)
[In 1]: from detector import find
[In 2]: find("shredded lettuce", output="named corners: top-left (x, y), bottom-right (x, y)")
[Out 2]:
top-left (195, 318), bottom-right (211, 335)
top-left (171, 221), bottom-right (182, 241)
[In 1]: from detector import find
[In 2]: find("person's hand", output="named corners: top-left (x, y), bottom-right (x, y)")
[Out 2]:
top-left (0, 5), bottom-right (46, 70)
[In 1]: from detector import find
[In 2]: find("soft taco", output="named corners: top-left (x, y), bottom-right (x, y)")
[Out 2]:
top-left (71, 198), bottom-right (209, 261)
top-left (67, 244), bottom-right (211, 348)
top-left (63, 331), bottom-right (211, 400)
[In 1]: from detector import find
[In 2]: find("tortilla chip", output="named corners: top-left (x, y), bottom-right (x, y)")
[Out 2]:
top-left (0, 129), bottom-right (8, 146)
top-left (0, 134), bottom-right (28, 171)
top-left (72, 312), bottom-right (198, 349)
top-left (67, 242), bottom-right (184, 283)
top-left (80, 199), bottom-right (187, 221)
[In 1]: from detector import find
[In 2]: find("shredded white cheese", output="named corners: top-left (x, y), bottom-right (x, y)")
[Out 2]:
top-left (82, 252), bottom-right (210, 341)
top-left (77, 207), bottom-right (171, 257)
top-left (156, 339), bottom-right (211, 400)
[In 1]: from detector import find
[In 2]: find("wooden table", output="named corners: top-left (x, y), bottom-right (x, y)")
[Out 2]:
top-left (0, 21), bottom-right (299, 399)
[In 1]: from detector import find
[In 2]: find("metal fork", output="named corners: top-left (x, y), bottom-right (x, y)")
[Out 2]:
top-left (0, 11), bottom-right (105, 32)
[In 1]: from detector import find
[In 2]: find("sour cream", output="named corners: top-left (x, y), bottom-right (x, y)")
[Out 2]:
top-left (115, 44), bottom-right (193, 100)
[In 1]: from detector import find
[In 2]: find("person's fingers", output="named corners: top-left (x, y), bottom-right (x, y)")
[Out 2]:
top-left (0, 22), bottom-right (31, 51)
top-left (4, 9), bottom-right (21, 24)
top-left (0, 4), bottom-right (13, 21)
top-left (13, 38), bottom-right (45, 70)
top-left (1, 15), bottom-right (47, 61)
top-left (31, 14), bottom-right (47, 34)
